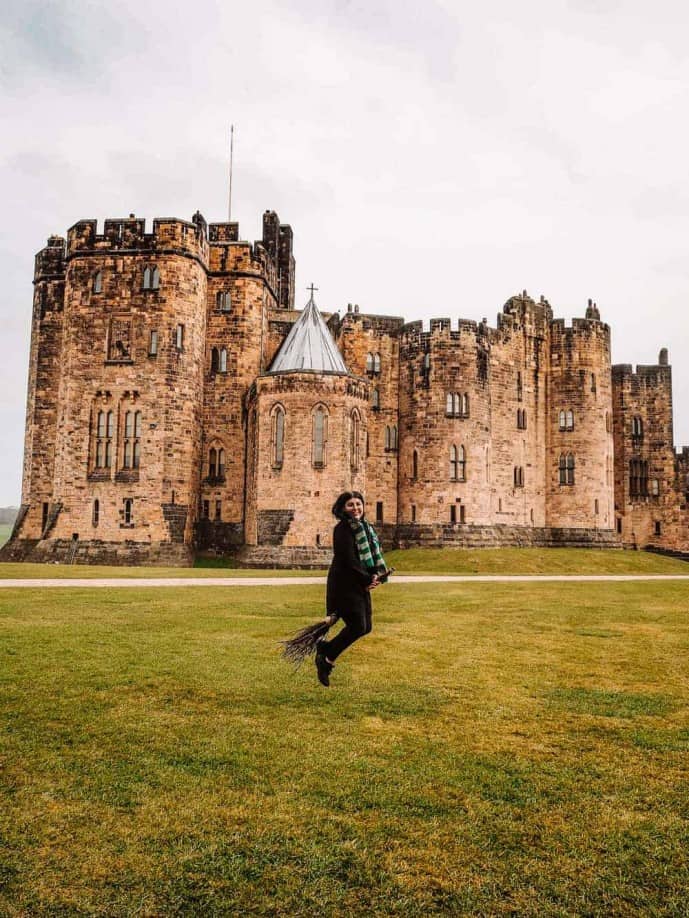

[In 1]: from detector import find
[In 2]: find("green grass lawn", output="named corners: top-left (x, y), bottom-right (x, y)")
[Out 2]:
top-left (2, 580), bottom-right (689, 915)
top-left (1, 546), bottom-right (688, 580)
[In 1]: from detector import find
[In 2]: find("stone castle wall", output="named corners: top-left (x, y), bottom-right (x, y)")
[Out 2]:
top-left (4, 208), bottom-right (687, 566)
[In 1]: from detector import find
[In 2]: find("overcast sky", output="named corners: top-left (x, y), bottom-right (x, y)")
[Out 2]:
top-left (1, 0), bottom-right (688, 506)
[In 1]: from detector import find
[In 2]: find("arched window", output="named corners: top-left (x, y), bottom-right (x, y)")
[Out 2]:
top-left (312, 406), bottom-right (328, 468)
top-left (142, 267), bottom-right (151, 290)
top-left (446, 393), bottom-right (454, 415)
top-left (93, 271), bottom-right (102, 294)
top-left (94, 408), bottom-right (114, 470)
top-left (462, 394), bottom-right (469, 417)
top-left (366, 353), bottom-right (374, 372)
top-left (450, 445), bottom-right (458, 480)
top-left (566, 410), bottom-right (574, 431)
top-left (412, 449), bottom-right (418, 479)
top-left (559, 410), bottom-right (566, 431)
top-left (559, 453), bottom-right (567, 485)
top-left (122, 410), bottom-right (142, 469)
top-left (371, 388), bottom-right (380, 409)
top-left (458, 445), bottom-right (466, 481)
top-left (632, 416), bottom-right (643, 438)
top-left (350, 409), bottom-right (361, 470)
top-left (208, 447), bottom-right (217, 479)
top-left (373, 353), bottom-right (381, 374)
top-left (151, 266), bottom-right (160, 290)
top-left (392, 425), bottom-right (398, 450)
top-left (219, 348), bottom-right (227, 373)
top-left (271, 406), bottom-right (285, 468)
top-left (211, 347), bottom-right (219, 374)
top-left (218, 448), bottom-right (225, 478)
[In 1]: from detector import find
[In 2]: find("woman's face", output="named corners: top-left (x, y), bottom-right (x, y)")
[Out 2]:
top-left (344, 497), bottom-right (364, 519)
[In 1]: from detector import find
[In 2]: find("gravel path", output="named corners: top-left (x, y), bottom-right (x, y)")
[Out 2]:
top-left (1, 574), bottom-right (688, 588)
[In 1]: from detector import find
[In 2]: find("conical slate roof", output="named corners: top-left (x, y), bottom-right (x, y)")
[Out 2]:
top-left (268, 293), bottom-right (349, 374)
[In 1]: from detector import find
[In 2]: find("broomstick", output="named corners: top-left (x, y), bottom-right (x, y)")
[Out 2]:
top-left (279, 567), bottom-right (395, 668)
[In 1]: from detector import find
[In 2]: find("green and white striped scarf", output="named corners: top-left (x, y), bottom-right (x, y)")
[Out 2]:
top-left (347, 517), bottom-right (386, 573)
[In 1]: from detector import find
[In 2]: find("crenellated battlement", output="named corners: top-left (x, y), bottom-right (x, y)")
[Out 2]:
top-left (34, 236), bottom-right (67, 281)
top-left (612, 361), bottom-right (672, 384)
top-left (66, 213), bottom-right (210, 262)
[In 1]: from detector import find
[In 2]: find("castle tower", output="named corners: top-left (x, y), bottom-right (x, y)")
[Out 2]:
top-left (197, 214), bottom-right (288, 554)
top-left (612, 352), bottom-right (677, 547)
top-left (546, 307), bottom-right (614, 532)
top-left (244, 293), bottom-right (369, 561)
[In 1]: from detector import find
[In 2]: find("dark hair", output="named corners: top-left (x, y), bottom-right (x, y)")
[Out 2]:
top-left (332, 491), bottom-right (365, 518)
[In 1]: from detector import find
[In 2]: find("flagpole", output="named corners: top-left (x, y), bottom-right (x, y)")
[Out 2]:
top-left (228, 124), bottom-right (234, 222)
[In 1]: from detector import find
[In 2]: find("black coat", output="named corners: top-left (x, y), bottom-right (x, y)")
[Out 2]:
top-left (326, 519), bottom-right (375, 617)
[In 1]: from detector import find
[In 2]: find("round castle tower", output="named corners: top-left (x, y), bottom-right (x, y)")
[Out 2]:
top-left (244, 293), bottom-right (369, 562)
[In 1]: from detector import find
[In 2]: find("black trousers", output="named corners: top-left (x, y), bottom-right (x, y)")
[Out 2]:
top-left (321, 594), bottom-right (372, 661)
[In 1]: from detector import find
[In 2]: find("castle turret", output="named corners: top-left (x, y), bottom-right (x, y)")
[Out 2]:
top-left (546, 306), bottom-right (614, 532)
top-left (243, 293), bottom-right (368, 561)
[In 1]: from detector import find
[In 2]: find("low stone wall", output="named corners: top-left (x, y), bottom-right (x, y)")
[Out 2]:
top-left (230, 545), bottom-right (332, 569)
top-left (0, 538), bottom-right (194, 567)
top-left (393, 524), bottom-right (620, 549)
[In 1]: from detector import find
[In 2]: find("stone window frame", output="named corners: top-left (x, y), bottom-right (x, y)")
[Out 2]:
top-left (513, 465), bottom-right (525, 488)
top-left (446, 392), bottom-right (469, 418)
top-left (350, 408), bottom-right (361, 471)
top-left (149, 329), bottom-right (159, 357)
top-left (121, 497), bottom-right (134, 527)
top-left (207, 441), bottom-right (226, 483)
top-left (651, 478), bottom-right (660, 497)
top-left (216, 290), bottom-right (231, 312)
top-left (142, 265), bottom-right (160, 291)
top-left (384, 424), bottom-right (398, 452)
top-left (371, 387), bottom-right (380, 410)
top-left (92, 406), bottom-right (114, 472)
top-left (270, 403), bottom-right (286, 470)
top-left (517, 408), bottom-right (527, 430)
top-left (93, 270), bottom-right (103, 294)
top-left (365, 352), bottom-right (382, 376)
top-left (559, 409), bottom-right (574, 432)
top-left (450, 444), bottom-right (466, 482)
top-left (312, 403), bottom-right (329, 469)
top-left (559, 452), bottom-right (575, 486)
top-left (629, 458), bottom-right (648, 499)
top-left (121, 409), bottom-right (142, 471)
top-left (175, 324), bottom-right (185, 351)
top-left (631, 416), bottom-right (644, 439)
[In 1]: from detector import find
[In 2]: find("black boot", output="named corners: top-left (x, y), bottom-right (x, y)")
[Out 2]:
top-left (315, 643), bottom-right (333, 687)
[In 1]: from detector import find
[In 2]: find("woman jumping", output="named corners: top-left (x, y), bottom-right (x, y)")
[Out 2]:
top-left (315, 491), bottom-right (388, 687)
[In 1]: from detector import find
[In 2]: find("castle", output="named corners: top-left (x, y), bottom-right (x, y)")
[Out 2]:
top-left (3, 208), bottom-right (688, 566)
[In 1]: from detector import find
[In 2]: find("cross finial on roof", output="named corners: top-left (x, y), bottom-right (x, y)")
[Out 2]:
top-left (307, 283), bottom-right (319, 300)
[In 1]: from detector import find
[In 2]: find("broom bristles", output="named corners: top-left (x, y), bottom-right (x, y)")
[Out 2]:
top-left (279, 617), bottom-right (336, 668)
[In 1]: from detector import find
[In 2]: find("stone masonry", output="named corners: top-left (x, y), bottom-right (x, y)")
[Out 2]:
top-left (3, 207), bottom-right (687, 566)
